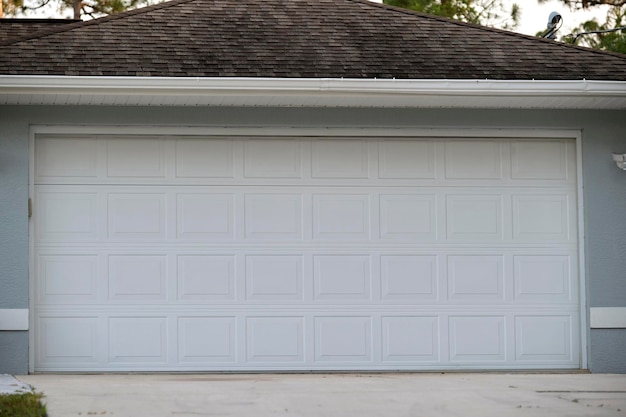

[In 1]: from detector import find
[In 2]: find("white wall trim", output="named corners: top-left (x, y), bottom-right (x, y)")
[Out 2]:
top-left (575, 130), bottom-right (588, 370)
top-left (590, 308), bottom-right (626, 329)
top-left (0, 309), bottom-right (29, 331)
top-left (28, 125), bottom-right (586, 371)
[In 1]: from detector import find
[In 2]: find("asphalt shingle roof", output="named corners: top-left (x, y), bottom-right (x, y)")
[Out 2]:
top-left (0, 19), bottom-right (80, 43)
top-left (1, 0), bottom-right (626, 79)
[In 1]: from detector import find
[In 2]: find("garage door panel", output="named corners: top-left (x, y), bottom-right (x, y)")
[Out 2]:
top-left (246, 317), bottom-right (305, 363)
top-left (178, 316), bottom-right (237, 364)
top-left (175, 138), bottom-right (234, 179)
top-left (444, 140), bottom-right (503, 180)
top-left (449, 316), bottom-right (506, 362)
top-left (245, 255), bottom-right (304, 301)
top-left (34, 135), bottom-right (581, 371)
top-left (312, 140), bottom-right (369, 179)
top-left (177, 255), bottom-right (236, 301)
top-left (108, 317), bottom-right (168, 364)
top-left (515, 316), bottom-right (573, 362)
top-left (447, 255), bottom-right (504, 303)
top-left (36, 192), bottom-right (98, 241)
top-left (313, 255), bottom-right (371, 301)
top-left (244, 194), bottom-right (303, 240)
top-left (106, 137), bottom-right (167, 178)
top-left (37, 257), bottom-right (97, 310)
top-left (378, 140), bottom-right (435, 179)
top-left (446, 195), bottom-right (504, 241)
top-left (108, 193), bottom-right (166, 239)
top-left (244, 139), bottom-right (303, 179)
top-left (176, 194), bottom-right (235, 240)
top-left (513, 194), bottom-right (573, 242)
top-left (108, 255), bottom-right (167, 301)
top-left (38, 316), bottom-right (100, 365)
top-left (315, 316), bottom-right (373, 362)
top-left (36, 137), bottom-right (98, 180)
top-left (511, 140), bottom-right (569, 180)
top-left (382, 316), bottom-right (439, 362)
top-left (513, 255), bottom-right (574, 302)
top-left (380, 255), bottom-right (438, 301)
top-left (379, 194), bottom-right (437, 241)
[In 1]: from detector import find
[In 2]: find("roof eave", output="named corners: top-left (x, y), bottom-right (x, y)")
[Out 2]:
top-left (1, 76), bottom-right (626, 109)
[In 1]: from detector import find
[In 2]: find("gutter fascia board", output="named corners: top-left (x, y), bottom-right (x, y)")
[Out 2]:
top-left (2, 76), bottom-right (626, 108)
top-left (2, 76), bottom-right (626, 96)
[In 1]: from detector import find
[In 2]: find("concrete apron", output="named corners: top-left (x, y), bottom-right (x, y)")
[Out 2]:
top-left (0, 374), bottom-right (32, 395)
top-left (18, 373), bottom-right (626, 417)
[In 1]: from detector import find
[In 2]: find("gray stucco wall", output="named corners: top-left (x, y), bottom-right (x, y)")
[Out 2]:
top-left (0, 105), bottom-right (624, 374)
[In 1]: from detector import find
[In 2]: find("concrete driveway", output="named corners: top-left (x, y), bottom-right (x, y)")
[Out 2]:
top-left (19, 373), bottom-right (626, 417)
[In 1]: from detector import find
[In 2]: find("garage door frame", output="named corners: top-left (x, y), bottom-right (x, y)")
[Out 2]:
top-left (27, 125), bottom-right (588, 373)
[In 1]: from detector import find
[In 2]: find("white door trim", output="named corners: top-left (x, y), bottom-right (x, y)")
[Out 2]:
top-left (28, 125), bottom-right (587, 372)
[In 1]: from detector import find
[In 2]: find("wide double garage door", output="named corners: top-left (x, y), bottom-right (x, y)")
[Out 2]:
top-left (33, 133), bottom-right (581, 371)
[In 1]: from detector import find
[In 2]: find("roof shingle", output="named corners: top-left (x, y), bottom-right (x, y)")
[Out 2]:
top-left (1, 0), bottom-right (626, 80)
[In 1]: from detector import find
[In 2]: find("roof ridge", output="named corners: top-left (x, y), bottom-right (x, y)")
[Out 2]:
top-left (0, 0), bottom-right (195, 47)
top-left (346, 0), bottom-right (626, 59)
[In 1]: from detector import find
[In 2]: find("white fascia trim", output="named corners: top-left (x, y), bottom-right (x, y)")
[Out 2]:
top-left (590, 307), bottom-right (626, 329)
top-left (1, 75), bottom-right (625, 94)
top-left (1, 75), bottom-right (626, 98)
top-left (0, 309), bottom-right (29, 331)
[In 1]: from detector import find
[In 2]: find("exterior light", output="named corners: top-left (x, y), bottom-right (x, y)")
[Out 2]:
top-left (613, 153), bottom-right (626, 170)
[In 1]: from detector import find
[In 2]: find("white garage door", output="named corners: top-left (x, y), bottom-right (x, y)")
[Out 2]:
top-left (33, 134), bottom-right (581, 371)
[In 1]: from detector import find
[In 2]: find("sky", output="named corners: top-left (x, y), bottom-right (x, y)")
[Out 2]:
top-left (29, 0), bottom-right (612, 38)
top-left (368, 0), bottom-right (610, 37)
top-left (512, 0), bottom-right (610, 36)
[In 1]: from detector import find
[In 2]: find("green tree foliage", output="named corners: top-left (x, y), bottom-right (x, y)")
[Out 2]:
top-left (383, 0), bottom-right (521, 30)
top-left (1, 0), bottom-right (149, 19)
top-left (539, 0), bottom-right (626, 53)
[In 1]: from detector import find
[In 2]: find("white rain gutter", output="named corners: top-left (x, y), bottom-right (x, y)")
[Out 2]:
top-left (1, 76), bottom-right (626, 108)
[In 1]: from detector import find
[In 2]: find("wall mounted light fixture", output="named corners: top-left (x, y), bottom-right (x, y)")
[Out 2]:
top-left (613, 153), bottom-right (626, 170)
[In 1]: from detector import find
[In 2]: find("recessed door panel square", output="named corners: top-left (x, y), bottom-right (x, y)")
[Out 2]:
top-left (314, 256), bottom-right (370, 300)
top-left (38, 192), bottom-right (97, 240)
top-left (378, 140), bottom-right (435, 179)
top-left (445, 141), bottom-right (502, 179)
top-left (109, 317), bottom-right (167, 363)
top-left (446, 195), bottom-right (503, 241)
top-left (380, 194), bottom-right (436, 241)
top-left (175, 138), bottom-right (234, 178)
top-left (244, 140), bottom-right (302, 178)
top-left (109, 256), bottom-right (166, 300)
top-left (108, 193), bottom-right (166, 239)
top-left (513, 195), bottom-right (570, 241)
top-left (514, 256), bottom-right (571, 302)
top-left (448, 256), bottom-right (503, 301)
top-left (36, 137), bottom-right (98, 179)
top-left (382, 316), bottom-right (439, 361)
top-left (515, 316), bottom-right (572, 361)
top-left (107, 138), bottom-right (166, 178)
top-left (312, 140), bottom-right (369, 178)
top-left (245, 194), bottom-right (302, 240)
top-left (38, 317), bottom-right (99, 364)
top-left (381, 255), bottom-right (437, 301)
top-left (246, 256), bottom-right (303, 300)
top-left (177, 194), bottom-right (234, 240)
top-left (38, 255), bottom-right (97, 302)
top-left (247, 317), bottom-right (304, 362)
top-left (315, 317), bottom-right (372, 362)
top-left (178, 317), bottom-right (236, 363)
top-left (511, 141), bottom-right (567, 180)
top-left (313, 194), bottom-right (369, 240)
top-left (178, 256), bottom-right (235, 300)
top-left (449, 316), bottom-right (505, 362)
